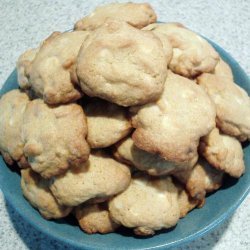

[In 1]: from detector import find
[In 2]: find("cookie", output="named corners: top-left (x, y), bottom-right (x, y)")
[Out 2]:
top-left (77, 19), bottom-right (167, 107)
top-left (74, 2), bottom-right (156, 31)
top-left (143, 23), bottom-right (219, 78)
top-left (113, 137), bottom-right (197, 176)
top-left (199, 128), bottom-right (245, 178)
top-left (0, 90), bottom-right (30, 167)
top-left (131, 71), bottom-right (216, 165)
top-left (21, 168), bottom-right (72, 219)
top-left (142, 24), bottom-right (173, 65)
top-left (108, 174), bottom-right (180, 236)
top-left (24, 31), bottom-right (89, 104)
top-left (175, 182), bottom-right (199, 218)
top-left (17, 48), bottom-right (39, 90)
top-left (74, 203), bottom-right (119, 234)
top-left (197, 73), bottom-right (250, 141)
top-left (214, 58), bottom-right (233, 79)
top-left (49, 151), bottom-right (131, 206)
top-left (22, 99), bottom-right (90, 178)
top-left (84, 99), bottom-right (132, 148)
top-left (173, 159), bottom-right (224, 205)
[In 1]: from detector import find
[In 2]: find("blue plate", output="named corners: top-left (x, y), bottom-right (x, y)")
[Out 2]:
top-left (0, 36), bottom-right (249, 250)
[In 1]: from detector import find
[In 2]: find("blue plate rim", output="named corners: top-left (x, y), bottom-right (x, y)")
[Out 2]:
top-left (2, 179), bottom-right (249, 250)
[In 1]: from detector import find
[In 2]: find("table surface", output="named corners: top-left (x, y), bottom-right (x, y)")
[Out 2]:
top-left (0, 0), bottom-right (249, 249)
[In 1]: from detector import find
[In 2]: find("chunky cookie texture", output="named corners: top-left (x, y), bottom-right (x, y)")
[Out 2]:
top-left (20, 31), bottom-right (89, 104)
top-left (131, 71), bottom-right (216, 165)
top-left (84, 99), bottom-right (132, 148)
top-left (199, 128), bottom-right (245, 178)
top-left (0, 90), bottom-right (30, 168)
top-left (17, 48), bottom-right (39, 90)
top-left (143, 23), bottom-right (219, 78)
top-left (21, 168), bottom-right (72, 219)
top-left (109, 174), bottom-right (180, 236)
top-left (175, 182), bottom-right (199, 218)
top-left (22, 99), bottom-right (90, 178)
top-left (75, 203), bottom-right (119, 234)
top-left (74, 2), bottom-right (156, 31)
top-left (198, 74), bottom-right (250, 141)
top-left (114, 137), bottom-right (197, 176)
top-left (142, 24), bottom-right (173, 65)
top-left (77, 19), bottom-right (167, 107)
top-left (213, 58), bottom-right (233, 79)
top-left (49, 151), bottom-right (131, 206)
top-left (173, 159), bottom-right (224, 205)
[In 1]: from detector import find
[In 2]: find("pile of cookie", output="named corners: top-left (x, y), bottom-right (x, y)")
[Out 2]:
top-left (0, 2), bottom-right (249, 236)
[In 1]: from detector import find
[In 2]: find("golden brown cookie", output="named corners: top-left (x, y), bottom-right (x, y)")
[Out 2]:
top-left (22, 99), bottom-right (90, 178)
top-left (197, 74), bottom-right (250, 141)
top-left (74, 2), bottom-right (156, 30)
top-left (142, 25), bottom-right (173, 65)
top-left (199, 128), bottom-right (245, 178)
top-left (49, 151), bottom-right (131, 206)
top-left (175, 182), bottom-right (199, 218)
top-left (17, 48), bottom-right (39, 90)
top-left (84, 99), bottom-right (132, 148)
top-left (173, 159), bottom-right (224, 205)
top-left (21, 168), bottom-right (72, 219)
top-left (0, 90), bottom-right (30, 167)
top-left (76, 19), bottom-right (167, 107)
top-left (74, 203), bottom-right (119, 234)
top-left (131, 71), bottom-right (216, 165)
top-left (24, 31), bottom-right (89, 104)
top-left (109, 174), bottom-right (180, 236)
top-left (113, 137), bottom-right (197, 176)
top-left (143, 23), bottom-right (219, 78)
